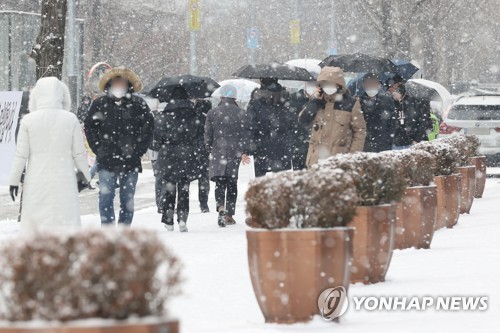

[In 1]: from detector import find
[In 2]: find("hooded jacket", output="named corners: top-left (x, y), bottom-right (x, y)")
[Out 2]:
top-left (299, 67), bottom-right (366, 167)
top-left (9, 77), bottom-right (91, 231)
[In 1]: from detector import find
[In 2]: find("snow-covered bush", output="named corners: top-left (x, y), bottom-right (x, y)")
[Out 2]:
top-left (245, 168), bottom-right (358, 229)
top-left (245, 170), bottom-right (295, 229)
top-left (318, 152), bottom-right (406, 206)
top-left (436, 134), bottom-right (481, 166)
top-left (411, 141), bottom-right (460, 176)
top-left (381, 149), bottom-right (436, 187)
top-left (0, 228), bottom-right (182, 322)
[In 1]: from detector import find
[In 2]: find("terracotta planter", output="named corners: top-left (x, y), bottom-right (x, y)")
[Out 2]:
top-left (434, 174), bottom-right (462, 230)
top-left (247, 228), bottom-right (354, 324)
top-left (348, 205), bottom-right (396, 284)
top-left (0, 318), bottom-right (179, 333)
top-left (394, 186), bottom-right (438, 250)
top-left (468, 156), bottom-right (487, 198)
top-left (458, 166), bottom-right (476, 214)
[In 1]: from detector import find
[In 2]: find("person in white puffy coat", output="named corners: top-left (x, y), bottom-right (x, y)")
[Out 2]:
top-left (9, 77), bottom-right (91, 232)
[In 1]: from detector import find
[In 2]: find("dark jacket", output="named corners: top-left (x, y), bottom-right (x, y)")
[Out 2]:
top-left (205, 99), bottom-right (251, 180)
top-left (84, 94), bottom-right (154, 173)
top-left (247, 84), bottom-right (294, 171)
top-left (152, 100), bottom-right (198, 183)
top-left (289, 89), bottom-right (310, 169)
top-left (359, 93), bottom-right (397, 152)
top-left (393, 95), bottom-right (432, 146)
top-left (194, 100), bottom-right (212, 178)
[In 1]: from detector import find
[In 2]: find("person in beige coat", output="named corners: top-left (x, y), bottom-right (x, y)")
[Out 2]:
top-left (299, 66), bottom-right (366, 167)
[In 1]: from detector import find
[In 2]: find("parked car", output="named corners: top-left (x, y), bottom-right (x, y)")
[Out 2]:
top-left (441, 94), bottom-right (500, 165)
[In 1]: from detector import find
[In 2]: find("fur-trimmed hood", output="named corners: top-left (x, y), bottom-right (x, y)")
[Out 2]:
top-left (98, 67), bottom-right (143, 93)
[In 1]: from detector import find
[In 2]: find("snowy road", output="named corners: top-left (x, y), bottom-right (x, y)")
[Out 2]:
top-left (0, 162), bottom-right (499, 332)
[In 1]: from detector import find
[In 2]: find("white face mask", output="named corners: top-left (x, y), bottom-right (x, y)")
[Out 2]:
top-left (109, 87), bottom-right (127, 99)
top-left (322, 86), bottom-right (338, 95)
top-left (305, 83), bottom-right (317, 96)
top-left (365, 89), bottom-right (379, 98)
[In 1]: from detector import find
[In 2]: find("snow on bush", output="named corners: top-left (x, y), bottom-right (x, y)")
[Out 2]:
top-left (436, 134), bottom-right (481, 166)
top-left (245, 168), bottom-right (358, 229)
top-left (381, 149), bottom-right (437, 187)
top-left (317, 152), bottom-right (406, 206)
top-left (411, 141), bottom-right (460, 176)
top-left (0, 228), bottom-right (182, 322)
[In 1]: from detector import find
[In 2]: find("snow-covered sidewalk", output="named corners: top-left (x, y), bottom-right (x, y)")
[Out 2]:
top-left (0, 163), bottom-right (498, 332)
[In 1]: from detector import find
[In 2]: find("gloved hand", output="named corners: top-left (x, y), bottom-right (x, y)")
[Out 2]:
top-left (9, 186), bottom-right (18, 202)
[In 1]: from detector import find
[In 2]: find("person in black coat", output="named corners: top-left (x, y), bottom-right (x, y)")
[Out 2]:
top-left (386, 76), bottom-right (432, 149)
top-left (152, 86), bottom-right (198, 232)
top-left (289, 89), bottom-right (310, 170)
top-left (247, 78), bottom-right (293, 177)
top-left (194, 99), bottom-right (212, 213)
top-left (84, 68), bottom-right (153, 226)
top-left (204, 85), bottom-right (251, 227)
top-left (359, 73), bottom-right (397, 152)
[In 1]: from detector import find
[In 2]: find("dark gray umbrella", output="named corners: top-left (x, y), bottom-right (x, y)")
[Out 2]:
top-left (320, 53), bottom-right (398, 74)
top-left (233, 62), bottom-right (315, 81)
top-left (145, 75), bottom-right (220, 102)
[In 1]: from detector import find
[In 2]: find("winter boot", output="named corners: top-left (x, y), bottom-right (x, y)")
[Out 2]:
top-left (200, 204), bottom-right (210, 213)
top-left (162, 209), bottom-right (175, 231)
top-left (225, 215), bottom-right (236, 225)
top-left (217, 207), bottom-right (226, 228)
top-left (178, 211), bottom-right (189, 232)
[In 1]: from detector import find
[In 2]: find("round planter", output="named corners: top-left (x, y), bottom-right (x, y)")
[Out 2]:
top-left (458, 166), bottom-right (476, 214)
top-left (434, 174), bottom-right (462, 230)
top-left (468, 156), bottom-right (487, 198)
top-left (348, 205), bottom-right (396, 284)
top-left (0, 318), bottom-right (179, 333)
top-left (394, 186), bottom-right (438, 250)
top-left (246, 228), bottom-right (354, 324)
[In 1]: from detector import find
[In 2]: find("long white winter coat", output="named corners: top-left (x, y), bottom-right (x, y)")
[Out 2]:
top-left (9, 77), bottom-right (91, 232)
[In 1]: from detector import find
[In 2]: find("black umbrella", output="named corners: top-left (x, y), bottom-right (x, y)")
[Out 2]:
top-left (390, 59), bottom-right (419, 80)
top-left (145, 75), bottom-right (220, 102)
top-left (319, 53), bottom-right (398, 74)
top-left (233, 63), bottom-right (315, 81)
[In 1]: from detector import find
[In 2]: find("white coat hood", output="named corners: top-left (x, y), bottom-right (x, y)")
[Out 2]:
top-left (29, 77), bottom-right (71, 112)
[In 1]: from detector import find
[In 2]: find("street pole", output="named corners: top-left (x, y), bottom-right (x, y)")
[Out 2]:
top-left (67, 0), bottom-right (78, 112)
top-left (250, 0), bottom-right (256, 66)
top-left (329, 0), bottom-right (337, 55)
top-left (190, 31), bottom-right (197, 75)
top-left (293, 0), bottom-right (299, 59)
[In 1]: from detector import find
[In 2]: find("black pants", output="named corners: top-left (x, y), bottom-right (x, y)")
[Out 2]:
top-left (254, 154), bottom-right (291, 177)
top-left (198, 174), bottom-right (210, 208)
top-left (161, 178), bottom-right (190, 225)
top-left (214, 176), bottom-right (238, 216)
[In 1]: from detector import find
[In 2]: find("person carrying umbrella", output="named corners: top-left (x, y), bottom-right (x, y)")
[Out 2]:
top-left (246, 77), bottom-right (294, 177)
top-left (386, 75), bottom-right (432, 150)
top-left (204, 85), bottom-right (251, 227)
top-left (359, 73), bottom-right (397, 152)
top-left (84, 67), bottom-right (154, 226)
top-left (152, 86), bottom-right (199, 232)
top-left (299, 66), bottom-right (366, 166)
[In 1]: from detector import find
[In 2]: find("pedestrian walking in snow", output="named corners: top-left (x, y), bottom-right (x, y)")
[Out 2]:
top-left (194, 99), bottom-right (212, 213)
top-left (84, 67), bottom-right (154, 226)
top-left (247, 77), bottom-right (294, 177)
top-left (386, 75), bottom-right (432, 150)
top-left (9, 77), bottom-right (91, 232)
top-left (299, 66), bottom-right (366, 167)
top-left (152, 87), bottom-right (198, 232)
top-left (205, 85), bottom-right (251, 227)
top-left (359, 73), bottom-right (397, 152)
